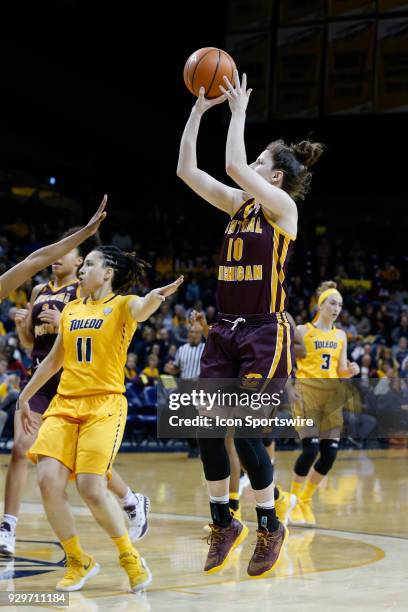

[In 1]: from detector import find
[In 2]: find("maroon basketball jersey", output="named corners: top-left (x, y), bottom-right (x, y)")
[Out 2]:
top-left (31, 280), bottom-right (80, 367)
top-left (216, 199), bottom-right (295, 315)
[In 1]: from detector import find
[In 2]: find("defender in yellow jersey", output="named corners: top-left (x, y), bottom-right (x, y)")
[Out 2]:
top-left (288, 281), bottom-right (360, 526)
top-left (19, 245), bottom-right (183, 593)
top-left (0, 226), bottom-right (150, 559)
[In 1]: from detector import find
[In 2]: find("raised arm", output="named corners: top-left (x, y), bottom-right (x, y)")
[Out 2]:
top-left (0, 195), bottom-right (107, 300)
top-left (128, 276), bottom-right (184, 322)
top-left (177, 88), bottom-right (247, 217)
top-left (221, 72), bottom-right (297, 235)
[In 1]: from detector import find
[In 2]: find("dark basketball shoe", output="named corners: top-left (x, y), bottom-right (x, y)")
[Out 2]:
top-left (204, 518), bottom-right (248, 574)
top-left (247, 522), bottom-right (288, 578)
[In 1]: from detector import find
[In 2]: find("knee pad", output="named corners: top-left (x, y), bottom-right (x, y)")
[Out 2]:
top-left (294, 437), bottom-right (320, 477)
top-left (234, 436), bottom-right (273, 490)
top-left (197, 437), bottom-right (230, 481)
top-left (314, 439), bottom-right (339, 476)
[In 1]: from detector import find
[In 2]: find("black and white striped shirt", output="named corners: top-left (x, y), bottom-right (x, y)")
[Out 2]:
top-left (174, 342), bottom-right (205, 379)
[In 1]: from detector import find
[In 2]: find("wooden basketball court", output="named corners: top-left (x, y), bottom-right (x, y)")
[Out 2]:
top-left (0, 448), bottom-right (407, 611)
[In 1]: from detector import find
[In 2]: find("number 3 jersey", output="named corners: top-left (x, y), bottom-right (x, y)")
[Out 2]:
top-left (57, 292), bottom-right (138, 397)
top-left (296, 323), bottom-right (344, 381)
top-left (216, 198), bottom-right (295, 315)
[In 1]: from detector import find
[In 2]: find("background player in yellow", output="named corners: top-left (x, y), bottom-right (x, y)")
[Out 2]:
top-left (18, 245), bottom-right (183, 593)
top-left (0, 196), bottom-right (107, 301)
top-left (289, 281), bottom-right (360, 526)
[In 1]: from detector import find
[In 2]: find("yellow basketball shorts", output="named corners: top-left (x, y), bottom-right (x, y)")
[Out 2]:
top-left (27, 393), bottom-right (127, 478)
top-left (292, 381), bottom-right (346, 433)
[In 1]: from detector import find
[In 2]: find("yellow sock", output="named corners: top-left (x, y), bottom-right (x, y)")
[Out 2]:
top-left (61, 535), bottom-right (86, 559)
top-left (229, 491), bottom-right (240, 510)
top-left (290, 480), bottom-right (303, 498)
top-left (111, 532), bottom-right (134, 555)
top-left (301, 480), bottom-right (318, 501)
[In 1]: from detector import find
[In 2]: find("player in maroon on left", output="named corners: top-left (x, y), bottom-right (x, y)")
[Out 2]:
top-left (0, 230), bottom-right (149, 557)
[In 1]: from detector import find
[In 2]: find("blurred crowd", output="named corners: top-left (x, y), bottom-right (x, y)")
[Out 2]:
top-left (0, 221), bottom-right (407, 448)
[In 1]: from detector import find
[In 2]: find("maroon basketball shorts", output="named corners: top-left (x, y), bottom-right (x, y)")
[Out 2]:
top-left (200, 312), bottom-right (294, 389)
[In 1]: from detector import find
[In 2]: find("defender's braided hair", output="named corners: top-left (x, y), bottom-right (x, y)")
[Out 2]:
top-left (95, 245), bottom-right (151, 294)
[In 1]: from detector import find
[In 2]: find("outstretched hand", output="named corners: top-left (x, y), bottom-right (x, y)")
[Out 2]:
top-left (14, 304), bottom-right (32, 331)
top-left (19, 398), bottom-right (36, 436)
top-left (38, 304), bottom-right (61, 327)
top-left (150, 276), bottom-right (184, 302)
top-left (194, 87), bottom-right (227, 115)
top-left (85, 194), bottom-right (108, 236)
top-left (346, 361), bottom-right (360, 377)
top-left (219, 70), bottom-right (253, 113)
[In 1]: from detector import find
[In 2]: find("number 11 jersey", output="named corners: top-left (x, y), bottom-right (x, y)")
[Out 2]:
top-left (57, 293), bottom-right (138, 397)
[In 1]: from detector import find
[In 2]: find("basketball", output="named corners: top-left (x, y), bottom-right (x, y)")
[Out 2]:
top-left (183, 47), bottom-right (237, 99)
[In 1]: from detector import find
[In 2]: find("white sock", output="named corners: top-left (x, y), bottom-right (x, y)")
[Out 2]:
top-left (120, 488), bottom-right (136, 507)
top-left (3, 514), bottom-right (18, 531)
top-left (210, 494), bottom-right (229, 504)
top-left (256, 498), bottom-right (275, 510)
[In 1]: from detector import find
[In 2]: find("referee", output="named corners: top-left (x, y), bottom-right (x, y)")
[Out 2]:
top-left (165, 319), bottom-right (206, 457)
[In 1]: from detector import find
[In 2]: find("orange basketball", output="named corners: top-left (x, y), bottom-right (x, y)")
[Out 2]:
top-left (183, 47), bottom-right (237, 99)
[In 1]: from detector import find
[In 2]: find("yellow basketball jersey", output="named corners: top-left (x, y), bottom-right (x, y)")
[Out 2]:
top-left (57, 292), bottom-right (138, 397)
top-left (296, 323), bottom-right (344, 380)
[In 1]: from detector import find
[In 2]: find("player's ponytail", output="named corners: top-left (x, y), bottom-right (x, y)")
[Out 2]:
top-left (96, 245), bottom-right (151, 294)
top-left (266, 138), bottom-right (324, 201)
top-left (290, 141), bottom-right (324, 168)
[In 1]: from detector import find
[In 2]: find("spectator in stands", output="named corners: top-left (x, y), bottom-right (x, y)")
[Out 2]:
top-left (165, 344), bottom-right (178, 367)
top-left (7, 284), bottom-right (29, 309)
top-left (338, 310), bottom-right (358, 342)
top-left (354, 343), bottom-right (375, 366)
top-left (374, 364), bottom-right (397, 395)
top-left (159, 302), bottom-right (173, 331)
top-left (393, 337), bottom-right (408, 373)
top-left (374, 369), bottom-right (406, 441)
top-left (352, 306), bottom-right (371, 337)
top-left (358, 354), bottom-right (379, 382)
top-left (401, 355), bottom-right (408, 380)
top-left (157, 328), bottom-right (171, 362)
top-left (171, 305), bottom-right (188, 345)
top-left (136, 327), bottom-right (156, 368)
top-left (4, 339), bottom-right (27, 379)
top-left (373, 321), bottom-right (389, 346)
top-left (391, 314), bottom-right (408, 344)
top-left (4, 307), bottom-right (17, 334)
top-left (0, 356), bottom-right (18, 437)
top-left (142, 354), bottom-right (160, 382)
top-left (185, 275), bottom-right (200, 305)
top-left (376, 346), bottom-right (396, 376)
top-left (125, 353), bottom-right (140, 380)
